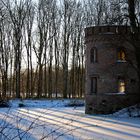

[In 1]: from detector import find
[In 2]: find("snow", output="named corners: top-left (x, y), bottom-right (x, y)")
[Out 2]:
top-left (9, 99), bottom-right (81, 108)
top-left (105, 92), bottom-right (125, 95)
top-left (0, 99), bottom-right (140, 140)
top-left (117, 60), bottom-right (127, 63)
top-left (111, 104), bottom-right (140, 117)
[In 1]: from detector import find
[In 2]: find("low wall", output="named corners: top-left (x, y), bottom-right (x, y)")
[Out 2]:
top-left (85, 94), bottom-right (140, 114)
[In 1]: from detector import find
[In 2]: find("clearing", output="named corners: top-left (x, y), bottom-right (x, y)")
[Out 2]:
top-left (0, 99), bottom-right (140, 140)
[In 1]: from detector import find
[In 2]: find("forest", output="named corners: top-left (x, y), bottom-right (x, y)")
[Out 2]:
top-left (0, 0), bottom-right (140, 99)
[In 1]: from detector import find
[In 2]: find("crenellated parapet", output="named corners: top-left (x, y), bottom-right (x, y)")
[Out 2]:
top-left (85, 26), bottom-right (140, 37)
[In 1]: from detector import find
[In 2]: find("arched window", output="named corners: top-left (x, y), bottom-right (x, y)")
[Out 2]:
top-left (90, 48), bottom-right (97, 63)
top-left (117, 48), bottom-right (126, 62)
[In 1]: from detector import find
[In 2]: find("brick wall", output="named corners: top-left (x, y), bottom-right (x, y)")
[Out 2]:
top-left (85, 26), bottom-right (140, 114)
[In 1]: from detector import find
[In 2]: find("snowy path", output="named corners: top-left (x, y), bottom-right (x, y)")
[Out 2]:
top-left (0, 106), bottom-right (140, 140)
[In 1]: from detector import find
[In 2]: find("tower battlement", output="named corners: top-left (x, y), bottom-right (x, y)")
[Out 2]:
top-left (85, 26), bottom-right (140, 37)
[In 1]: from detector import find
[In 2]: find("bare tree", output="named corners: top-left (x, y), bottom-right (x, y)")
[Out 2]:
top-left (24, 0), bottom-right (35, 98)
top-left (0, 2), bottom-right (12, 99)
top-left (2, 0), bottom-right (30, 98)
top-left (127, 0), bottom-right (140, 93)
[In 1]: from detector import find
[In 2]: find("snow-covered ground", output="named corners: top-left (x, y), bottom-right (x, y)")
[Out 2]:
top-left (0, 99), bottom-right (140, 140)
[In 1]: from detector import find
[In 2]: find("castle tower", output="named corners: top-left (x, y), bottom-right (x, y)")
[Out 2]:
top-left (85, 26), bottom-right (140, 114)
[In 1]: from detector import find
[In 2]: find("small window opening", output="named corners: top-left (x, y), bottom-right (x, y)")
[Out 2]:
top-left (90, 48), bottom-right (97, 63)
top-left (117, 49), bottom-right (126, 62)
top-left (118, 79), bottom-right (125, 93)
top-left (91, 77), bottom-right (97, 94)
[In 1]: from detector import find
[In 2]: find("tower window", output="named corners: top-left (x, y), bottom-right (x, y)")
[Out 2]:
top-left (117, 49), bottom-right (126, 62)
top-left (90, 48), bottom-right (97, 63)
top-left (118, 78), bottom-right (125, 93)
top-left (91, 77), bottom-right (97, 94)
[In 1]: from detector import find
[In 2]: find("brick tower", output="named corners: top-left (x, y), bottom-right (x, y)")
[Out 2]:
top-left (85, 26), bottom-right (140, 114)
